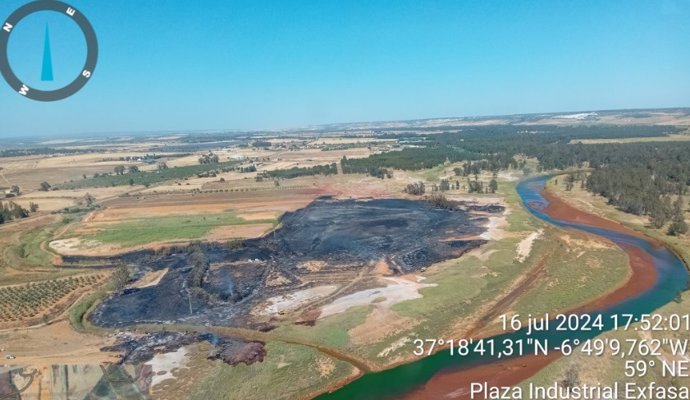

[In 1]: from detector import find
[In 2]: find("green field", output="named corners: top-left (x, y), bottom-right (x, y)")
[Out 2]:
top-left (0, 218), bottom-right (86, 285)
top-left (185, 341), bottom-right (356, 400)
top-left (276, 305), bottom-right (372, 349)
top-left (88, 213), bottom-right (277, 247)
top-left (511, 235), bottom-right (629, 315)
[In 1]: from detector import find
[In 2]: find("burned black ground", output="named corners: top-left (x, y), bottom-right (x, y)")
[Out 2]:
top-left (90, 198), bottom-right (501, 328)
top-left (102, 331), bottom-right (266, 367)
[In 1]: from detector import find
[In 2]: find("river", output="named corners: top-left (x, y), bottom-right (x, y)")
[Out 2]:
top-left (315, 175), bottom-right (689, 400)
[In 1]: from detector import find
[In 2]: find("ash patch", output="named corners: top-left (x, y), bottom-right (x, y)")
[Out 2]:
top-left (208, 340), bottom-right (266, 366)
top-left (102, 332), bottom-right (199, 364)
top-left (102, 331), bottom-right (265, 367)
top-left (91, 198), bottom-right (499, 328)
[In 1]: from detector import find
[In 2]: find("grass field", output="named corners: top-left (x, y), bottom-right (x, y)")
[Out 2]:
top-left (0, 216), bottom-right (89, 285)
top-left (511, 234), bottom-right (629, 315)
top-left (15, 222), bottom-right (60, 267)
top-left (180, 341), bottom-right (356, 400)
top-left (88, 213), bottom-right (277, 247)
top-left (276, 306), bottom-right (373, 349)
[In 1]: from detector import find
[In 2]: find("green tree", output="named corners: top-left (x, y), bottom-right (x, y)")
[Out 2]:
top-left (489, 179), bottom-right (498, 193)
top-left (111, 265), bottom-right (130, 291)
top-left (668, 197), bottom-right (688, 236)
top-left (650, 196), bottom-right (672, 229)
top-left (565, 174), bottom-right (575, 191)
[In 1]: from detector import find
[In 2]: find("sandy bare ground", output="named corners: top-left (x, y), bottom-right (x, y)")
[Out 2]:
top-left (515, 229), bottom-right (543, 263)
top-left (349, 307), bottom-right (420, 352)
top-left (319, 276), bottom-right (435, 319)
top-left (0, 320), bottom-right (117, 367)
top-left (145, 346), bottom-right (191, 388)
top-left (130, 269), bottom-right (169, 289)
top-left (497, 171), bottom-right (521, 181)
top-left (49, 237), bottom-right (184, 257)
top-left (479, 216), bottom-right (506, 240)
top-left (49, 237), bottom-right (101, 255)
top-left (257, 285), bottom-right (339, 316)
top-left (205, 223), bottom-right (275, 241)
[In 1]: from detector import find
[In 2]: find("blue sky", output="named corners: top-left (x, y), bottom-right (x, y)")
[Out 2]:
top-left (1, 0), bottom-right (689, 137)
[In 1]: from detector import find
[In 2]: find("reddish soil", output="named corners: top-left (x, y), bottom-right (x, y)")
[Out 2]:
top-left (541, 190), bottom-right (658, 313)
top-left (541, 190), bottom-right (649, 240)
top-left (399, 188), bottom-right (659, 399)
top-left (403, 354), bottom-right (561, 400)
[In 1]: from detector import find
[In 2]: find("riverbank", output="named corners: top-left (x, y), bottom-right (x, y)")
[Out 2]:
top-left (381, 178), bottom-right (667, 399)
top-left (541, 190), bottom-right (658, 313)
top-left (518, 175), bottom-right (690, 393)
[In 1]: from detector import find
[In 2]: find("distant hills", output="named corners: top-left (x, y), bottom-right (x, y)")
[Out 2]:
top-left (309, 107), bottom-right (690, 132)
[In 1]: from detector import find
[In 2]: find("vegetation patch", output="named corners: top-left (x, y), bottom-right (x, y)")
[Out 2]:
top-left (88, 213), bottom-right (277, 247)
top-left (0, 274), bottom-right (104, 327)
top-left (184, 341), bottom-right (356, 400)
top-left (56, 161), bottom-right (239, 189)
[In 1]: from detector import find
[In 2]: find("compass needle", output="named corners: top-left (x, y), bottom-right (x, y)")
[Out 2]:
top-left (41, 23), bottom-right (54, 81)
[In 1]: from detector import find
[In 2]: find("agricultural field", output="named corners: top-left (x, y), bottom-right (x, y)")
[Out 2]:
top-left (56, 161), bottom-right (240, 190)
top-left (0, 274), bottom-right (105, 328)
top-left (0, 113), bottom-right (688, 399)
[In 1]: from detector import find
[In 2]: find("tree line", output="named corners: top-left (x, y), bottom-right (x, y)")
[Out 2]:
top-left (0, 201), bottom-right (36, 225)
top-left (346, 124), bottom-right (688, 235)
top-left (260, 163), bottom-right (338, 180)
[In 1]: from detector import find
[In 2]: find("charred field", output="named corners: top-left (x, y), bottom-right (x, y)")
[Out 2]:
top-left (87, 197), bottom-right (502, 329)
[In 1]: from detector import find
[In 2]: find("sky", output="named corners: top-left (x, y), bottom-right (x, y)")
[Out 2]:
top-left (0, 0), bottom-right (689, 138)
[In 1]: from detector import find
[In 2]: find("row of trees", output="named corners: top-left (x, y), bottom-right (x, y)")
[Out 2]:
top-left (114, 165), bottom-right (140, 175)
top-left (466, 178), bottom-right (499, 194)
top-left (0, 201), bottom-right (31, 224)
top-left (261, 163), bottom-right (338, 179)
top-left (584, 167), bottom-right (688, 235)
top-left (237, 165), bottom-right (257, 173)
